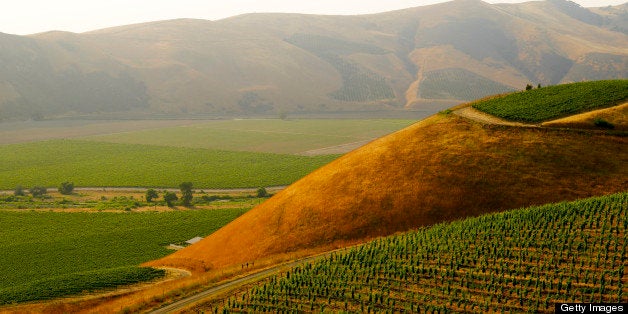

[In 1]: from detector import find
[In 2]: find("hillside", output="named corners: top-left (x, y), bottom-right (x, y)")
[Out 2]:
top-left (1, 0), bottom-right (627, 120)
top-left (148, 86), bottom-right (628, 272)
top-left (472, 80), bottom-right (628, 122)
top-left (195, 192), bottom-right (627, 312)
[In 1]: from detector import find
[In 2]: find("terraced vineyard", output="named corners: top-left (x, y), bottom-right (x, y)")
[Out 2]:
top-left (473, 80), bottom-right (628, 122)
top-left (197, 192), bottom-right (627, 313)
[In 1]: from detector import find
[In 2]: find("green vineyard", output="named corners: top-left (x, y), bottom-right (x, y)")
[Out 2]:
top-left (0, 207), bottom-right (248, 303)
top-left (286, 33), bottom-right (395, 102)
top-left (472, 80), bottom-right (628, 123)
top-left (419, 68), bottom-right (515, 101)
top-left (200, 192), bottom-right (627, 313)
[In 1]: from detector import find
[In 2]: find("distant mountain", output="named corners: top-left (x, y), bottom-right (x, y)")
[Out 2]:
top-left (0, 0), bottom-right (626, 120)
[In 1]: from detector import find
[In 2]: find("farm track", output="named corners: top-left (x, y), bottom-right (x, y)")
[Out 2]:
top-left (453, 106), bottom-right (539, 127)
top-left (0, 186), bottom-right (288, 195)
top-left (148, 249), bottom-right (346, 314)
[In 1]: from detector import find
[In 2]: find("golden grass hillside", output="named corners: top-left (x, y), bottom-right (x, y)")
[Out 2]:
top-left (147, 112), bottom-right (628, 272)
top-left (542, 102), bottom-right (628, 131)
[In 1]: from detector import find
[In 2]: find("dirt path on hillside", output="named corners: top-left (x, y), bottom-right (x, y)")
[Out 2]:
top-left (453, 106), bottom-right (539, 127)
top-left (148, 249), bottom-right (346, 314)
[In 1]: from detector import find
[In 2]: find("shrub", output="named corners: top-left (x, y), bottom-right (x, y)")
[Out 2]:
top-left (163, 191), bottom-right (178, 207)
top-left (14, 185), bottom-right (25, 196)
top-left (257, 187), bottom-right (269, 198)
top-left (29, 186), bottom-right (47, 197)
top-left (58, 182), bottom-right (74, 195)
top-left (145, 189), bottom-right (158, 202)
top-left (593, 118), bottom-right (615, 129)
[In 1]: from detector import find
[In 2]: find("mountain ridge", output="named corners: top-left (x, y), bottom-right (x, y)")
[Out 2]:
top-left (0, 0), bottom-right (626, 120)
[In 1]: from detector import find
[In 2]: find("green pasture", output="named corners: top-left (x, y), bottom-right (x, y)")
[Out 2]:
top-left (473, 80), bottom-right (628, 122)
top-left (0, 207), bottom-right (248, 304)
top-left (0, 140), bottom-right (338, 189)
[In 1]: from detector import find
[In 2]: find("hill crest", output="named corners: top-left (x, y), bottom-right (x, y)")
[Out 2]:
top-left (148, 88), bottom-right (628, 271)
top-left (1, 1), bottom-right (626, 120)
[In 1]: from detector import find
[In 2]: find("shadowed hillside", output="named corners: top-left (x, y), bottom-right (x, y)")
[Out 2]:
top-left (1, 0), bottom-right (627, 120)
top-left (148, 109), bottom-right (628, 272)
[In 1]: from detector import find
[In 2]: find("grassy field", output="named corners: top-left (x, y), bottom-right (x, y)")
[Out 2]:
top-left (0, 205), bottom-right (250, 304)
top-left (0, 140), bottom-right (338, 189)
top-left (472, 80), bottom-right (628, 122)
top-left (83, 119), bottom-right (415, 154)
top-left (194, 192), bottom-right (627, 313)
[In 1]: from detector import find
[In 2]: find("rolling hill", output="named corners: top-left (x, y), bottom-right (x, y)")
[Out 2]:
top-left (147, 82), bottom-right (628, 273)
top-left (1, 0), bottom-right (627, 120)
top-left (197, 192), bottom-right (627, 312)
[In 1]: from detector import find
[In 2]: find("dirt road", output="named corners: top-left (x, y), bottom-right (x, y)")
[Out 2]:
top-left (148, 250), bottom-right (341, 314)
top-left (453, 106), bottom-right (538, 127)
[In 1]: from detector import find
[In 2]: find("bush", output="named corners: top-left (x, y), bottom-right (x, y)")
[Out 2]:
top-left (163, 191), bottom-right (178, 207)
top-left (593, 118), bottom-right (615, 129)
top-left (14, 185), bottom-right (25, 196)
top-left (58, 182), bottom-right (74, 195)
top-left (145, 189), bottom-right (158, 202)
top-left (29, 186), bottom-right (47, 197)
top-left (257, 187), bottom-right (269, 198)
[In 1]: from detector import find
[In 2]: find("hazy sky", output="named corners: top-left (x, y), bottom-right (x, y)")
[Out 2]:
top-left (2, 0), bottom-right (626, 35)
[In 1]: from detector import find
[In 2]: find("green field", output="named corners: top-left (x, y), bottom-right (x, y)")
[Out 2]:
top-left (200, 192), bottom-right (627, 313)
top-left (0, 140), bottom-right (338, 189)
top-left (83, 119), bottom-right (414, 154)
top-left (0, 207), bottom-right (249, 304)
top-left (473, 80), bottom-right (628, 122)
top-left (419, 68), bottom-right (515, 101)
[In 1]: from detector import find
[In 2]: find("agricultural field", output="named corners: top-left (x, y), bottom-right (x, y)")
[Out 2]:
top-left (0, 119), bottom-right (415, 190)
top-left (194, 192), bottom-right (627, 313)
top-left (419, 68), bottom-right (515, 101)
top-left (472, 80), bottom-right (628, 122)
top-left (83, 119), bottom-right (415, 155)
top-left (0, 199), bottom-right (251, 304)
top-left (0, 140), bottom-right (337, 189)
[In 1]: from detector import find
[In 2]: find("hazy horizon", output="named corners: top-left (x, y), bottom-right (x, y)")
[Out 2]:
top-left (2, 0), bottom-right (626, 36)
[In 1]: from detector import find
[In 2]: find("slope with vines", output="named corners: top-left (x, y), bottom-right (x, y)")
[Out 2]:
top-left (472, 80), bottom-right (628, 123)
top-left (194, 192), bottom-right (627, 313)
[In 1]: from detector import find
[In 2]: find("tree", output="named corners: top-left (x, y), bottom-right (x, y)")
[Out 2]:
top-left (58, 181), bottom-right (74, 195)
top-left (257, 187), bottom-right (268, 198)
top-left (163, 191), bottom-right (178, 207)
top-left (525, 84), bottom-right (533, 91)
top-left (30, 186), bottom-right (47, 197)
top-left (14, 185), bottom-right (25, 196)
top-left (179, 182), bottom-right (193, 207)
top-left (146, 189), bottom-right (159, 202)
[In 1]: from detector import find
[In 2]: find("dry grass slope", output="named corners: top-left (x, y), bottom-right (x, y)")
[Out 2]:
top-left (542, 102), bottom-right (628, 131)
top-left (148, 113), bottom-right (628, 272)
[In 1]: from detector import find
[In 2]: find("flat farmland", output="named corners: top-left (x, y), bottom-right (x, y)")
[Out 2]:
top-left (0, 119), bottom-right (202, 145)
top-left (82, 119), bottom-right (415, 155)
top-left (0, 140), bottom-right (337, 189)
top-left (0, 205), bottom-right (250, 304)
